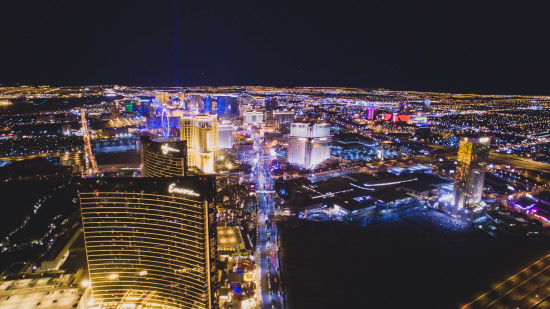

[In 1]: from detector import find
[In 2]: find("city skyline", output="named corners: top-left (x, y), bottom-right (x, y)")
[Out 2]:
top-left (2, 1), bottom-right (550, 308)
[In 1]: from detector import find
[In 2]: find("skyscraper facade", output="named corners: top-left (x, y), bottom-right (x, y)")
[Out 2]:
top-left (140, 136), bottom-right (188, 177)
top-left (79, 177), bottom-right (218, 309)
top-left (180, 115), bottom-right (219, 173)
top-left (288, 122), bottom-right (331, 169)
top-left (217, 125), bottom-right (234, 149)
top-left (454, 136), bottom-right (490, 210)
top-left (203, 96), bottom-right (214, 114)
top-left (216, 96), bottom-right (238, 118)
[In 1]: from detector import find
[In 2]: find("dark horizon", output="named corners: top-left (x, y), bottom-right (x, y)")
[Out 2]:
top-left (2, 1), bottom-right (550, 96)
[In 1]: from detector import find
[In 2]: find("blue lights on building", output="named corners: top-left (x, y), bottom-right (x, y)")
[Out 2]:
top-left (203, 96), bottom-right (213, 114)
top-left (217, 96), bottom-right (229, 114)
top-left (137, 96), bottom-right (154, 114)
top-left (146, 117), bottom-right (181, 130)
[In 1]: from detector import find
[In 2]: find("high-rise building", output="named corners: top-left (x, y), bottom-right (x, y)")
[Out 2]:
top-left (217, 125), bottom-right (233, 149)
top-left (454, 136), bottom-right (490, 210)
top-left (185, 94), bottom-right (203, 115)
top-left (423, 99), bottom-right (431, 110)
top-left (216, 96), bottom-right (238, 118)
top-left (243, 111), bottom-right (264, 126)
top-left (155, 92), bottom-right (170, 104)
top-left (61, 124), bottom-right (71, 136)
top-left (365, 106), bottom-right (378, 120)
top-left (180, 115), bottom-right (219, 173)
top-left (203, 96), bottom-right (214, 114)
top-left (288, 122), bottom-right (331, 169)
top-left (78, 177), bottom-right (218, 309)
top-left (140, 136), bottom-right (188, 177)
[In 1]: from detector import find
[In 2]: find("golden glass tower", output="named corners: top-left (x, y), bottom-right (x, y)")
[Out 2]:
top-left (180, 115), bottom-right (219, 174)
top-left (454, 136), bottom-right (490, 210)
top-left (79, 177), bottom-right (218, 309)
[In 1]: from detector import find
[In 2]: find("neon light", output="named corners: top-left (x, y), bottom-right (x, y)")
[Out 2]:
top-left (161, 144), bottom-right (180, 154)
top-left (168, 183), bottom-right (200, 196)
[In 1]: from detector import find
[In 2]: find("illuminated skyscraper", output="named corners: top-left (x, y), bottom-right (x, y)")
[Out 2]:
top-left (288, 122), bottom-right (331, 169)
top-left (79, 177), bottom-right (218, 309)
top-left (140, 136), bottom-right (188, 177)
top-left (216, 95), bottom-right (238, 118)
top-left (454, 136), bottom-right (490, 210)
top-left (365, 106), bottom-right (378, 120)
top-left (203, 96), bottom-right (214, 114)
top-left (180, 115), bottom-right (219, 173)
top-left (217, 125), bottom-right (233, 149)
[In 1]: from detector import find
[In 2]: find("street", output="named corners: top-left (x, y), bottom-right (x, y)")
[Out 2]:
top-left (462, 252), bottom-right (550, 309)
top-left (253, 135), bottom-right (285, 309)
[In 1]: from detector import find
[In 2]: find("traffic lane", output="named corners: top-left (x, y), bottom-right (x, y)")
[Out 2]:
top-left (258, 219), bottom-right (270, 308)
top-left (467, 263), bottom-right (550, 308)
top-left (463, 254), bottom-right (550, 308)
top-left (257, 192), bottom-right (272, 308)
top-left (492, 273), bottom-right (550, 308)
top-left (258, 195), bottom-right (281, 308)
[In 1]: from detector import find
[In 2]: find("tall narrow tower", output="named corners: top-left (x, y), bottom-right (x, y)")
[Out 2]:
top-left (454, 136), bottom-right (490, 210)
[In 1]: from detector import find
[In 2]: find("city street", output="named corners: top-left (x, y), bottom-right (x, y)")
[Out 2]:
top-left (462, 252), bottom-right (550, 309)
top-left (254, 136), bottom-right (285, 309)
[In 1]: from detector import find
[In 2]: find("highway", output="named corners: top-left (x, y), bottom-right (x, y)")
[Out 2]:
top-left (489, 152), bottom-right (550, 174)
top-left (254, 135), bottom-right (285, 309)
top-left (434, 146), bottom-right (550, 175)
top-left (462, 252), bottom-right (550, 309)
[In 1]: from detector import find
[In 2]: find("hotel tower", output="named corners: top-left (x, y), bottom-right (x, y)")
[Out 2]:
top-left (79, 177), bottom-right (218, 309)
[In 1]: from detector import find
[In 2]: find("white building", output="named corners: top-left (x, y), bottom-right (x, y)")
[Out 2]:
top-left (288, 123), bottom-right (331, 169)
top-left (243, 111), bottom-right (264, 126)
top-left (218, 124), bottom-right (234, 149)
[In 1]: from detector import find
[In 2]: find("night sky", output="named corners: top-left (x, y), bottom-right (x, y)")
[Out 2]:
top-left (1, 1), bottom-right (549, 94)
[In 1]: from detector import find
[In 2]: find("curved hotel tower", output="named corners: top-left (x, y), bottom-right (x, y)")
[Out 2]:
top-left (140, 136), bottom-right (188, 177)
top-left (79, 177), bottom-right (217, 309)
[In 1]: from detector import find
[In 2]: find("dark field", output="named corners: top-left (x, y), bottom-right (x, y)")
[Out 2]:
top-left (280, 216), bottom-right (550, 309)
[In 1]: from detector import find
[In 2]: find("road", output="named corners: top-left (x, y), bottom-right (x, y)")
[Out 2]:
top-left (489, 152), bottom-right (550, 174)
top-left (462, 252), bottom-right (550, 309)
top-left (253, 135), bottom-right (285, 309)
top-left (435, 147), bottom-right (550, 175)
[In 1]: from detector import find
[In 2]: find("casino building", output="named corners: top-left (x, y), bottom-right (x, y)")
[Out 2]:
top-left (453, 136), bottom-right (490, 219)
top-left (180, 115), bottom-right (219, 174)
top-left (288, 122), bottom-right (331, 169)
top-left (140, 136), bottom-right (188, 177)
top-left (78, 177), bottom-right (218, 309)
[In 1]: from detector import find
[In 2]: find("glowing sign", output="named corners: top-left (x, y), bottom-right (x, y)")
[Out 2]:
top-left (161, 144), bottom-right (180, 155)
top-left (168, 183), bottom-right (200, 197)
